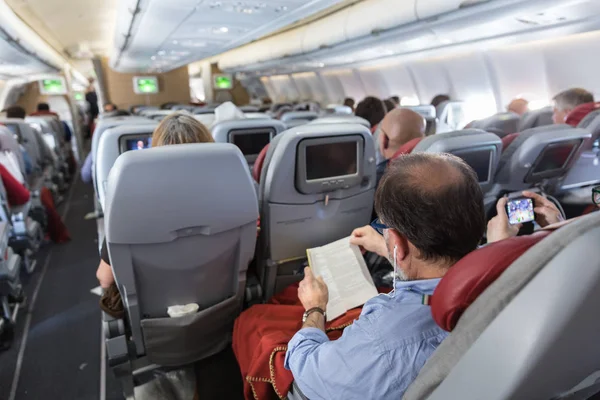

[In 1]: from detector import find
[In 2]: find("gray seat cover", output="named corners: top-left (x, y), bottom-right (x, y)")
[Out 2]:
top-left (518, 106), bottom-right (554, 132)
top-left (95, 123), bottom-right (157, 208)
top-left (104, 143), bottom-right (258, 365)
top-left (309, 115), bottom-right (371, 129)
top-left (405, 212), bottom-right (600, 400)
top-left (470, 112), bottom-right (520, 138)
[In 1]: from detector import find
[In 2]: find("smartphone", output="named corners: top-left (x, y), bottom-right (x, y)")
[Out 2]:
top-left (506, 198), bottom-right (535, 225)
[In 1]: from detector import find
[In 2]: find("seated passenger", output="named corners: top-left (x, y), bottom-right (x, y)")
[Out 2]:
top-left (384, 98), bottom-right (396, 113)
top-left (30, 103), bottom-right (58, 117)
top-left (389, 95), bottom-right (401, 106)
top-left (430, 94), bottom-right (450, 108)
top-left (233, 153), bottom-right (486, 399)
top-left (355, 96), bottom-right (386, 133)
top-left (376, 109), bottom-right (426, 187)
top-left (95, 113), bottom-right (214, 304)
top-left (552, 88), bottom-right (594, 125)
top-left (5, 105), bottom-right (26, 119)
top-left (507, 98), bottom-right (529, 116)
top-left (486, 188), bottom-right (598, 244)
top-left (103, 103), bottom-right (117, 113)
top-left (343, 97), bottom-right (355, 112)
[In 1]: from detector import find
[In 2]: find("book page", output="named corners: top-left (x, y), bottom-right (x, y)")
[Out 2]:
top-left (308, 237), bottom-right (378, 321)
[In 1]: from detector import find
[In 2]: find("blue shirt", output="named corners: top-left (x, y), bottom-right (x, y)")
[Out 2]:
top-left (285, 279), bottom-right (447, 399)
top-left (81, 153), bottom-right (93, 184)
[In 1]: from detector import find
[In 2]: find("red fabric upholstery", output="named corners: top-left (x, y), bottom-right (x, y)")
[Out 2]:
top-left (252, 143), bottom-right (270, 183)
top-left (501, 132), bottom-right (520, 152)
top-left (0, 164), bottom-right (30, 206)
top-left (40, 187), bottom-right (70, 243)
top-left (30, 110), bottom-right (59, 118)
top-left (565, 102), bottom-right (600, 127)
top-left (391, 137), bottom-right (423, 160)
top-left (431, 231), bottom-right (552, 332)
top-left (370, 124), bottom-right (378, 135)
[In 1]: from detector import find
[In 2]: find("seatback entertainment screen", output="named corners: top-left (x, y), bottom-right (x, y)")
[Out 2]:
top-left (305, 141), bottom-right (358, 181)
top-left (455, 148), bottom-right (493, 183)
top-left (231, 131), bottom-right (271, 156)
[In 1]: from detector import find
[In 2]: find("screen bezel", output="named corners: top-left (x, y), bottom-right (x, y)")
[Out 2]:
top-left (506, 197), bottom-right (535, 225)
top-left (295, 135), bottom-right (364, 195)
top-left (453, 145), bottom-right (495, 185)
top-left (39, 78), bottom-right (67, 95)
top-left (526, 140), bottom-right (582, 182)
top-left (228, 127), bottom-right (275, 162)
top-left (118, 133), bottom-right (153, 154)
top-left (133, 76), bottom-right (160, 94)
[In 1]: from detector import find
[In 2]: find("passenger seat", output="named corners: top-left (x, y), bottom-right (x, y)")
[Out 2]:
top-left (103, 143), bottom-right (258, 398)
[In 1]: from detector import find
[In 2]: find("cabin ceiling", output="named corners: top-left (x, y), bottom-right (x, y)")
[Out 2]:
top-left (112, 0), bottom-right (347, 73)
top-left (6, 0), bottom-right (118, 59)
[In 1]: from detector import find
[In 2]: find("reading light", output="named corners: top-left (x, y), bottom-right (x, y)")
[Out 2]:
top-left (213, 26), bottom-right (229, 34)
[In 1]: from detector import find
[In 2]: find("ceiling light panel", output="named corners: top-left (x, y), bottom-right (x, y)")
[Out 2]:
top-left (111, 0), bottom-right (344, 72)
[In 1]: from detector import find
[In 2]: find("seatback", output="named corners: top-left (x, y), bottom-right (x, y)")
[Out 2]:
top-left (412, 129), bottom-right (503, 195)
top-left (194, 114), bottom-right (216, 128)
top-left (407, 212), bottom-right (600, 400)
top-left (436, 101), bottom-right (470, 131)
top-left (493, 125), bottom-right (591, 194)
top-left (104, 143), bottom-right (258, 364)
top-left (559, 111), bottom-right (600, 191)
top-left (211, 119), bottom-right (286, 164)
top-left (244, 112), bottom-right (271, 120)
top-left (26, 117), bottom-right (61, 153)
top-left (96, 124), bottom-right (157, 208)
top-left (239, 105), bottom-right (259, 113)
top-left (577, 109), bottom-right (600, 148)
top-left (518, 106), bottom-right (553, 132)
top-left (1, 120), bottom-right (43, 170)
top-left (258, 123), bottom-right (376, 297)
top-left (402, 105), bottom-right (436, 119)
top-left (0, 126), bottom-right (26, 175)
top-left (470, 112), bottom-right (520, 138)
top-left (280, 111), bottom-right (319, 128)
top-left (309, 115), bottom-right (371, 129)
top-left (91, 116), bottom-right (151, 165)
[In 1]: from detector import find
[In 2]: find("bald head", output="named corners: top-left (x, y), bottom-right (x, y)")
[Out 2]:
top-left (507, 99), bottom-right (529, 116)
top-left (379, 108), bottom-right (426, 160)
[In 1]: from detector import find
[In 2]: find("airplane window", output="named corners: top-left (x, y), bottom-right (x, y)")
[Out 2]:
top-left (231, 131), bottom-right (271, 156)
top-left (305, 141), bottom-right (358, 180)
top-left (532, 141), bottom-right (578, 175)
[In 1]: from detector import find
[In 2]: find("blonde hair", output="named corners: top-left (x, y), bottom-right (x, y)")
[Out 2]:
top-left (152, 112), bottom-right (214, 147)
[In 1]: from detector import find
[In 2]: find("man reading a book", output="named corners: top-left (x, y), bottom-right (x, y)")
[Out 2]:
top-left (284, 153), bottom-right (486, 398)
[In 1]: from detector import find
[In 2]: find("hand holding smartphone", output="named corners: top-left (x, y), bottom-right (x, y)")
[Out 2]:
top-left (506, 198), bottom-right (535, 225)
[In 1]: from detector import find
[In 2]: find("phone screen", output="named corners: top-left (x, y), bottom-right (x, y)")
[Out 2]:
top-left (506, 198), bottom-right (535, 225)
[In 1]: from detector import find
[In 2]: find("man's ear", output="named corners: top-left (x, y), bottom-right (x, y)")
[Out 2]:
top-left (387, 229), bottom-right (409, 261)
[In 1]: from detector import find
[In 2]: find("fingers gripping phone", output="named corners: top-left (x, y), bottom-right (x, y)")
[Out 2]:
top-left (506, 198), bottom-right (535, 225)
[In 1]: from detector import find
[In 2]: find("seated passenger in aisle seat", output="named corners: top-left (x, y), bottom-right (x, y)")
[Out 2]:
top-left (375, 109), bottom-right (425, 187)
top-left (355, 96), bottom-right (386, 134)
top-left (233, 153), bottom-right (486, 400)
top-left (103, 103), bottom-right (117, 112)
top-left (343, 97), bottom-right (355, 112)
top-left (30, 103), bottom-right (59, 117)
top-left (389, 95), bottom-right (400, 106)
top-left (95, 113), bottom-right (214, 312)
top-left (486, 187), bottom-right (599, 244)
top-left (384, 98), bottom-right (396, 113)
top-left (507, 98), bottom-right (529, 116)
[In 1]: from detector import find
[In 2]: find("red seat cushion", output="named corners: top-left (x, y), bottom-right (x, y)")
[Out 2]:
top-left (391, 137), bottom-right (423, 159)
top-left (431, 230), bottom-right (552, 332)
top-left (252, 143), bottom-right (270, 183)
top-left (501, 132), bottom-right (520, 152)
top-left (565, 102), bottom-right (600, 127)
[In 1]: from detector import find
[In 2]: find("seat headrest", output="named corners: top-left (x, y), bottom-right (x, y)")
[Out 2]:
top-left (470, 112), bottom-right (520, 137)
top-left (518, 106), bottom-right (553, 132)
top-left (401, 105), bottom-right (436, 119)
top-left (565, 102), bottom-right (600, 127)
top-left (105, 143), bottom-right (258, 244)
top-left (279, 111), bottom-right (319, 123)
top-left (432, 230), bottom-right (552, 331)
top-left (309, 115), bottom-right (371, 129)
top-left (412, 129), bottom-right (502, 191)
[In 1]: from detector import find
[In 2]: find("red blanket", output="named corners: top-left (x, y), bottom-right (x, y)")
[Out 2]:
top-left (233, 284), bottom-right (364, 400)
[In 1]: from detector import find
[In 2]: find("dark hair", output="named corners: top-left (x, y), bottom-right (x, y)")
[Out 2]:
top-left (384, 99), bottom-right (396, 113)
top-left (343, 97), bottom-right (355, 108)
top-left (6, 105), bottom-right (26, 119)
top-left (355, 96), bottom-right (386, 127)
top-left (390, 96), bottom-right (400, 105)
top-left (431, 94), bottom-right (451, 108)
top-left (37, 103), bottom-right (50, 111)
top-left (375, 153), bottom-right (485, 264)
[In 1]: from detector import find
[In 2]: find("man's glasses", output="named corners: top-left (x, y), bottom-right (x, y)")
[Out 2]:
top-left (370, 218), bottom-right (389, 235)
top-left (593, 186), bottom-right (600, 206)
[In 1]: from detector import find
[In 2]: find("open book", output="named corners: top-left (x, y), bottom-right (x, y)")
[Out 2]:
top-left (307, 237), bottom-right (378, 321)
